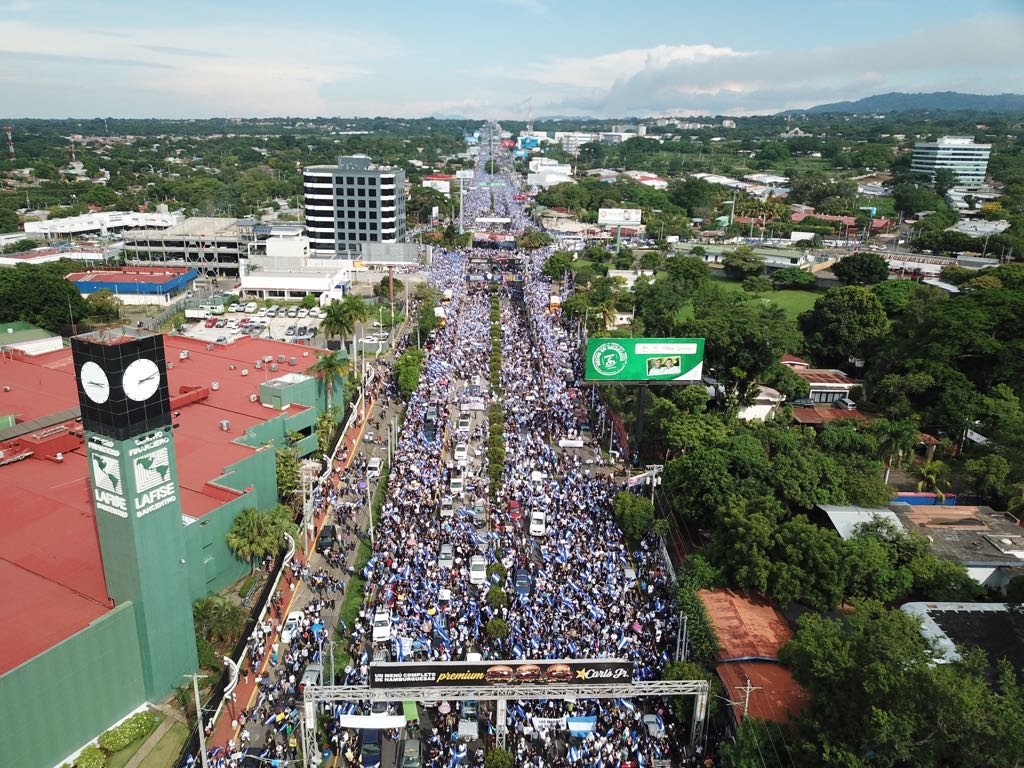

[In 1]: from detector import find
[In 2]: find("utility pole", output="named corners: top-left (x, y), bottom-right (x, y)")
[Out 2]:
top-left (187, 674), bottom-right (211, 768)
top-left (737, 677), bottom-right (762, 719)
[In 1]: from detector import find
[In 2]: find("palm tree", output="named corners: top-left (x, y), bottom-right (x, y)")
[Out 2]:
top-left (914, 459), bottom-right (952, 502)
top-left (321, 299), bottom-right (355, 345)
top-left (308, 351), bottom-right (351, 411)
top-left (869, 418), bottom-right (921, 483)
top-left (225, 507), bottom-right (281, 569)
top-left (341, 294), bottom-right (372, 361)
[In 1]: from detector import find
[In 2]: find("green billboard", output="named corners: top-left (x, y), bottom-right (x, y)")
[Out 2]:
top-left (585, 337), bottom-right (705, 383)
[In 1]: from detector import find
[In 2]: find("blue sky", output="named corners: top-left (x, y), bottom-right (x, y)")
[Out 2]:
top-left (1, 0), bottom-right (1022, 118)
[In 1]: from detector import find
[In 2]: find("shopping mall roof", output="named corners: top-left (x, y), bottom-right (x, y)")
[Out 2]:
top-left (0, 333), bottom-right (324, 675)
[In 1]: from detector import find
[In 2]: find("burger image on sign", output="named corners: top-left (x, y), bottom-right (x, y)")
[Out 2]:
top-left (486, 665), bottom-right (514, 684)
top-left (545, 663), bottom-right (572, 682)
top-left (591, 342), bottom-right (628, 377)
top-left (515, 664), bottom-right (541, 683)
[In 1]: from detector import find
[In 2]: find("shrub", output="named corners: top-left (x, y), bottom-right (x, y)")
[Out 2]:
top-left (486, 562), bottom-right (507, 582)
top-left (486, 585), bottom-right (508, 608)
top-left (97, 711), bottom-right (160, 753)
top-left (75, 745), bottom-right (106, 768)
top-left (485, 618), bottom-right (510, 640)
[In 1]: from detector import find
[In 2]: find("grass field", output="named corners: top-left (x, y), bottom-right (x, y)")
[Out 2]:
top-left (136, 722), bottom-right (188, 768)
top-left (712, 277), bottom-right (824, 318)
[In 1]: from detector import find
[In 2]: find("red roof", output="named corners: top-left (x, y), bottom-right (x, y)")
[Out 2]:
top-left (791, 406), bottom-right (868, 425)
top-left (0, 334), bottom-right (325, 674)
top-left (698, 589), bottom-right (807, 724)
top-left (779, 354), bottom-right (808, 367)
top-left (793, 368), bottom-right (859, 386)
top-left (423, 174), bottom-right (455, 180)
top-left (65, 266), bottom-right (193, 285)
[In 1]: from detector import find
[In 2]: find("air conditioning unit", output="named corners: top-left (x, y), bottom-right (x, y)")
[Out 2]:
top-left (2, 386), bottom-right (9, 393)
top-left (206, 344), bottom-right (214, 351)
top-left (289, 357), bottom-right (297, 366)
top-left (211, 381), bottom-right (220, 391)
top-left (263, 356), bottom-right (273, 363)
top-left (179, 350), bottom-right (190, 360)
top-left (219, 419), bottom-right (230, 431)
top-left (241, 369), bottom-right (249, 377)
top-left (249, 394), bottom-right (258, 402)
top-left (167, 362), bottom-right (174, 369)
top-left (303, 351), bottom-right (309, 357)
top-left (277, 354), bottom-right (286, 363)
top-left (269, 364), bottom-right (278, 372)
top-left (254, 360), bottom-right (263, 369)
top-left (229, 364), bottom-right (237, 371)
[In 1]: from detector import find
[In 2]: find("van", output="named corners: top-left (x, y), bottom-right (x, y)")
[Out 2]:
top-left (360, 729), bottom-right (382, 768)
top-left (835, 397), bottom-right (857, 411)
top-left (400, 739), bottom-right (421, 768)
top-left (367, 456), bottom-right (383, 480)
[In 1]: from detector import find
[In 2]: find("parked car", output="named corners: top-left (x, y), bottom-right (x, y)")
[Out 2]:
top-left (204, 317), bottom-right (217, 328)
top-left (469, 555), bottom-right (487, 585)
top-left (228, 303), bottom-right (240, 313)
top-left (286, 307), bottom-right (299, 318)
top-left (454, 443), bottom-right (468, 464)
top-left (285, 325), bottom-right (297, 336)
top-left (297, 308), bottom-right (309, 318)
top-left (257, 308), bottom-right (268, 317)
top-left (439, 543), bottom-right (454, 570)
top-left (400, 739), bottom-right (421, 768)
top-left (215, 336), bottom-right (228, 344)
top-left (457, 414), bottom-right (471, 432)
top-left (296, 325), bottom-right (308, 337)
top-left (529, 511), bottom-right (547, 537)
top-left (360, 729), bottom-right (382, 768)
top-left (835, 397), bottom-right (857, 410)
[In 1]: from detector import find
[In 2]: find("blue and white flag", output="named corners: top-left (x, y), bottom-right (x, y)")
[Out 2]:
top-left (617, 633), bottom-right (629, 651)
top-left (567, 716), bottom-right (597, 737)
top-left (616, 697), bottom-right (636, 712)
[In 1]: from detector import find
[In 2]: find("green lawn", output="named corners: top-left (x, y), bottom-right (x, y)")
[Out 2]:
top-left (137, 722), bottom-right (188, 768)
top-left (710, 276), bottom-right (823, 319)
top-left (104, 712), bottom-right (166, 768)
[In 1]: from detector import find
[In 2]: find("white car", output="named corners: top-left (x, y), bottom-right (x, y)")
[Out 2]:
top-left (281, 610), bottom-right (304, 644)
top-left (297, 308), bottom-right (309, 318)
top-left (440, 497), bottom-right (454, 519)
top-left (257, 308), bottom-right (268, 317)
top-left (529, 511), bottom-right (547, 537)
top-left (228, 303), bottom-right (240, 313)
top-left (450, 476), bottom-right (464, 495)
top-left (439, 543), bottom-right (455, 570)
top-left (454, 443), bottom-right (468, 463)
top-left (372, 610), bottom-right (392, 643)
top-left (469, 556), bottom-right (487, 585)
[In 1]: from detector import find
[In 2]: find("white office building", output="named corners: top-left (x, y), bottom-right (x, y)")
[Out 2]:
top-left (303, 156), bottom-right (406, 257)
top-left (911, 136), bottom-right (991, 189)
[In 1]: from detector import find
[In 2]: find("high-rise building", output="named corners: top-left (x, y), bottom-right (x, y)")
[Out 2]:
top-left (303, 156), bottom-right (406, 256)
top-left (911, 136), bottom-right (991, 189)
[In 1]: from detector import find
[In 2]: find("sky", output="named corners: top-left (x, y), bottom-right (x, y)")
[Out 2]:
top-left (0, 0), bottom-right (1022, 119)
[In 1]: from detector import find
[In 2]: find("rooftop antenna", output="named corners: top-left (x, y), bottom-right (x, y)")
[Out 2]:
top-left (526, 98), bottom-right (533, 134)
top-left (4, 125), bottom-right (14, 161)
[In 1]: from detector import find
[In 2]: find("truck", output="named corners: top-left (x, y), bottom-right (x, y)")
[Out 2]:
top-left (433, 306), bottom-right (447, 327)
top-left (184, 308), bottom-right (211, 320)
top-left (442, 288), bottom-right (454, 304)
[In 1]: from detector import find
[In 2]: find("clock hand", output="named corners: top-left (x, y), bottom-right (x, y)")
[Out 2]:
top-left (86, 380), bottom-right (107, 387)
top-left (138, 372), bottom-right (160, 383)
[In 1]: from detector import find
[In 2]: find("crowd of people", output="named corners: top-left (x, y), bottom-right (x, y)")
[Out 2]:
top-left (204, 126), bottom-right (705, 767)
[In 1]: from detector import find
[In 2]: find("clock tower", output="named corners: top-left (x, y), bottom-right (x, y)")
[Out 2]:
top-left (71, 330), bottom-right (198, 701)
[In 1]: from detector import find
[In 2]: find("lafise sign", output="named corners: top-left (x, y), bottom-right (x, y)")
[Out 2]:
top-left (89, 433), bottom-right (177, 519)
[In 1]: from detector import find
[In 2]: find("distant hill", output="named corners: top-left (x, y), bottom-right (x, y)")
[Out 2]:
top-left (780, 91), bottom-right (1024, 115)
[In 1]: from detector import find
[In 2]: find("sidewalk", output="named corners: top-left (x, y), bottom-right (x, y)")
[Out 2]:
top-left (205, 391), bottom-right (383, 752)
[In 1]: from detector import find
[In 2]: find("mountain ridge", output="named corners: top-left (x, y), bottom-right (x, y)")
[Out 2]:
top-left (779, 91), bottom-right (1024, 115)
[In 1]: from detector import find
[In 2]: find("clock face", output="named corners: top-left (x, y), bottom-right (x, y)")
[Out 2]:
top-left (122, 358), bottom-right (161, 402)
top-left (80, 361), bottom-right (110, 404)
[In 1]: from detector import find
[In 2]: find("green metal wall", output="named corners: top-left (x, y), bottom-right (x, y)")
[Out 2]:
top-left (0, 603), bottom-right (145, 768)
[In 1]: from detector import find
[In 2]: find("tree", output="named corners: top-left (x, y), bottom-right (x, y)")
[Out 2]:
top-left (308, 351), bottom-right (350, 411)
top-left (0, 207), bottom-right (18, 232)
top-left (372, 275), bottom-right (404, 299)
top-left (225, 506), bottom-right (295, 567)
top-left (913, 459), bottom-right (952, 501)
top-left (832, 252), bottom-right (890, 286)
top-left (870, 279), bottom-right (915, 314)
top-left (486, 584), bottom-right (507, 609)
top-left (770, 267), bottom-right (817, 289)
top-left (395, 348), bottom-right (425, 399)
top-left (664, 255), bottom-right (709, 293)
top-left (515, 227), bottom-right (552, 249)
top-left (485, 618), bottom-right (509, 640)
top-left (541, 250), bottom-right (573, 281)
top-left (276, 445), bottom-right (302, 501)
top-left (932, 168), bottom-right (958, 197)
top-left (799, 286), bottom-right (889, 364)
top-left (867, 418), bottom-right (920, 483)
top-left (299, 294), bottom-right (317, 310)
top-left (320, 299), bottom-right (355, 343)
top-left (961, 454), bottom-right (1009, 501)
top-left (85, 289), bottom-right (121, 322)
top-left (741, 275), bottom-right (772, 294)
top-left (192, 595), bottom-right (247, 648)
top-left (484, 749), bottom-right (514, 768)
top-left (613, 491), bottom-right (654, 542)
top-left (721, 245), bottom-right (763, 280)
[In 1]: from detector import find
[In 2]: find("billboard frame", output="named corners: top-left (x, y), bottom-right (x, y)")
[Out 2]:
top-left (585, 338), bottom-right (705, 385)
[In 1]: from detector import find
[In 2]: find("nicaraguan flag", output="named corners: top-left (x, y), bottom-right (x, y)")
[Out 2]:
top-left (490, 571), bottom-right (502, 584)
top-left (617, 633), bottom-right (629, 651)
top-left (567, 716), bottom-right (597, 736)
top-left (617, 697), bottom-right (635, 712)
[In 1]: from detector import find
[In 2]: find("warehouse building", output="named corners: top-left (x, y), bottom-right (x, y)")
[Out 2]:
top-left (66, 265), bottom-right (199, 305)
top-left (0, 329), bottom-right (345, 768)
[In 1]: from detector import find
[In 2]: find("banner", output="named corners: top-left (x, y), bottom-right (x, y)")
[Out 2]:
top-left (368, 659), bottom-right (633, 689)
top-left (585, 338), bottom-right (705, 383)
top-left (598, 208), bottom-right (642, 226)
top-left (532, 716), bottom-right (567, 730)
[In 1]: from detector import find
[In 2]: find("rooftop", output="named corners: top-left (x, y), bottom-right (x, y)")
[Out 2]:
top-left (792, 368), bottom-right (860, 386)
top-left (891, 504), bottom-right (1024, 566)
top-left (791, 406), bottom-right (868, 425)
top-left (698, 589), bottom-right (807, 725)
top-left (0, 333), bottom-right (325, 675)
top-left (818, 504), bottom-right (905, 539)
top-left (0, 321), bottom-right (58, 345)
top-left (66, 266), bottom-right (196, 286)
top-left (125, 217), bottom-right (256, 239)
top-left (902, 602), bottom-right (1024, 672)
